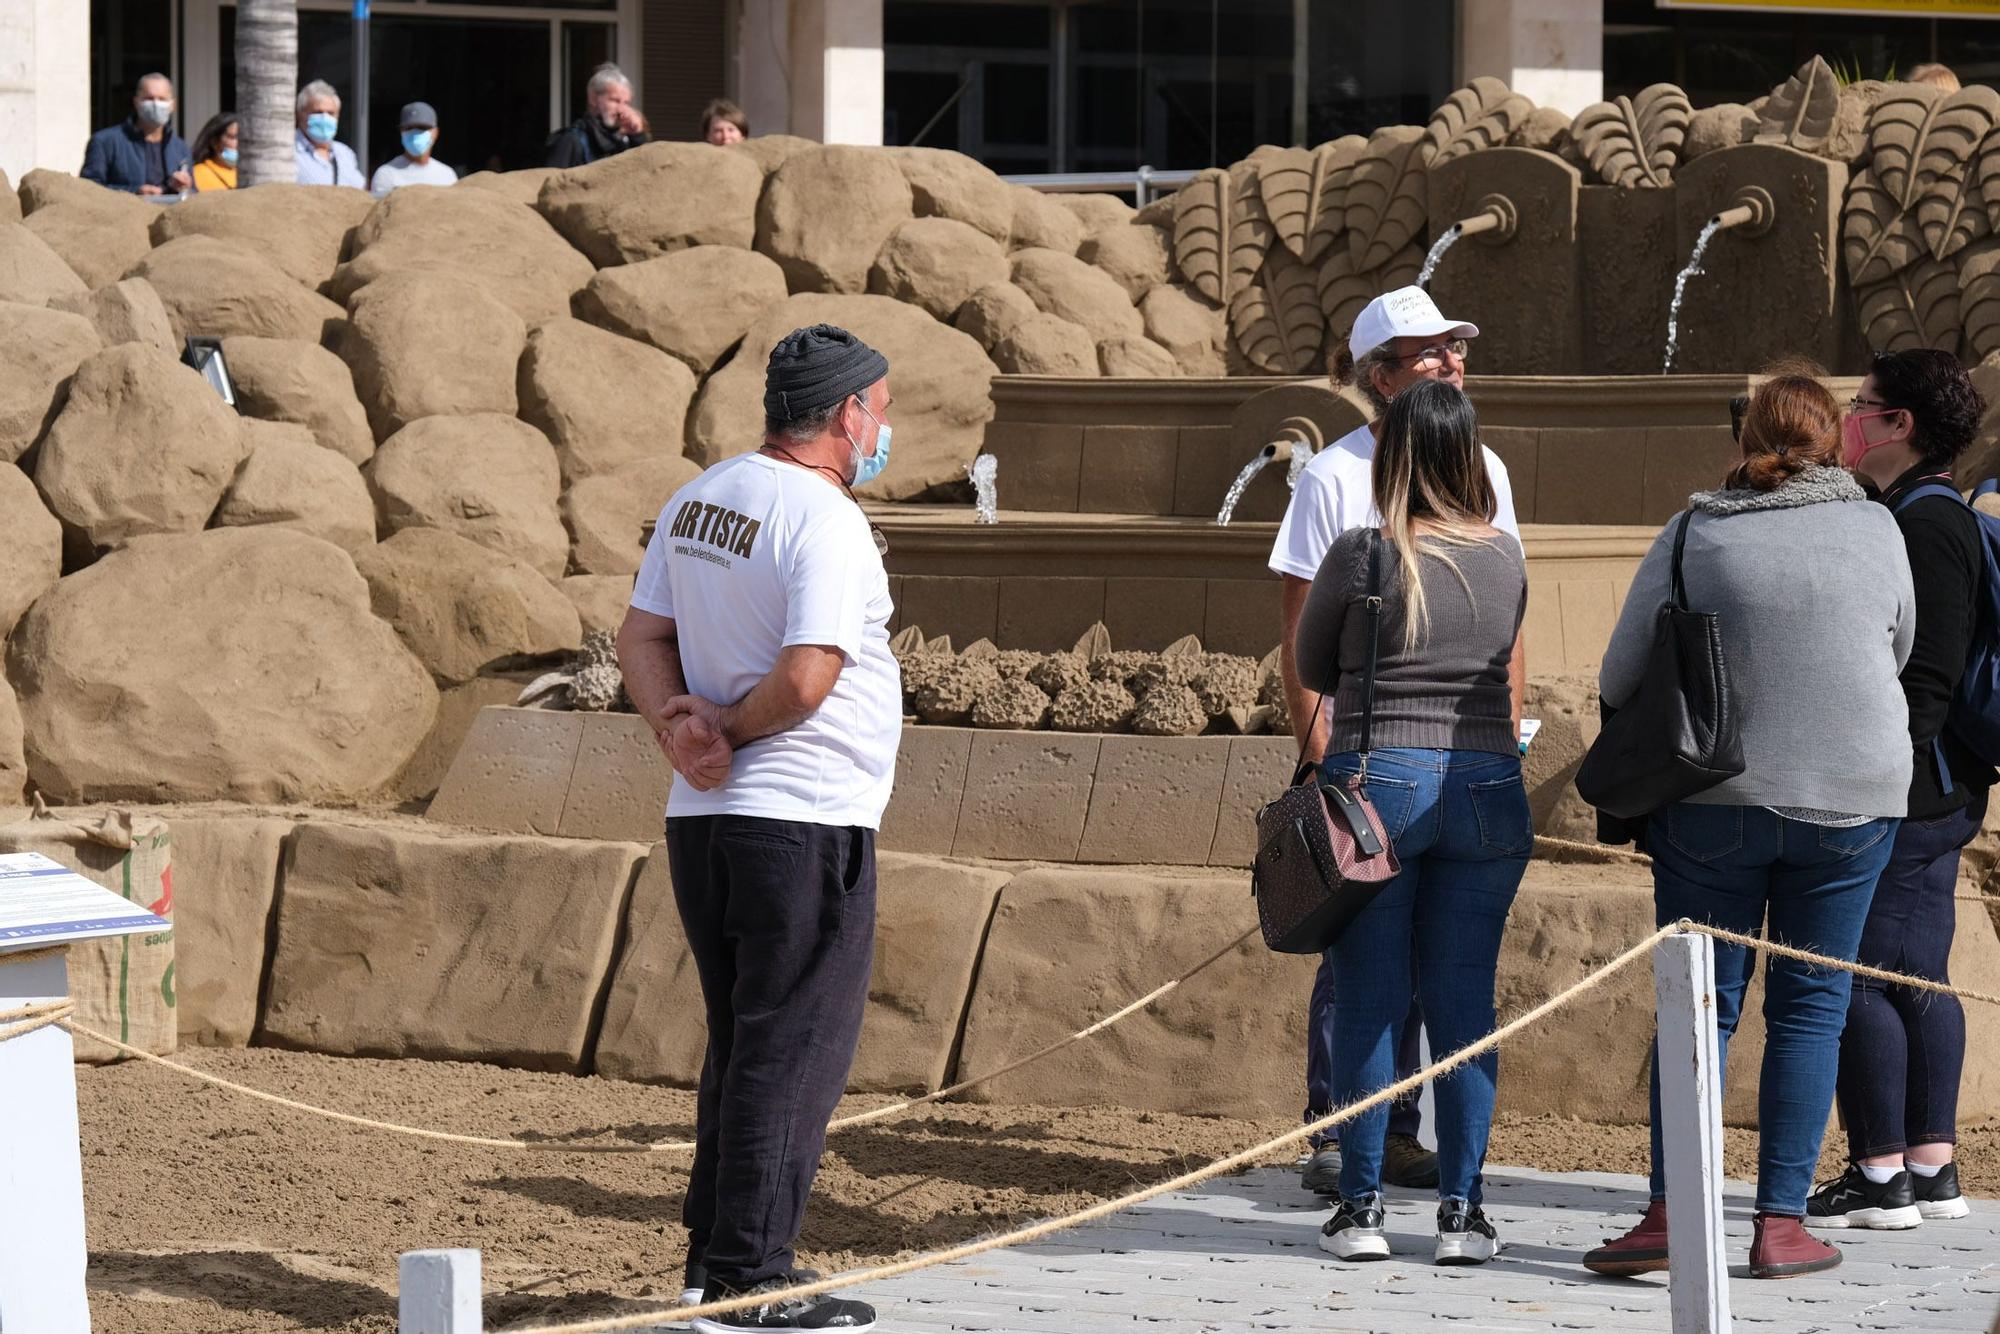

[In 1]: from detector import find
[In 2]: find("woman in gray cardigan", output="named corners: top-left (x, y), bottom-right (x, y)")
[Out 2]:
top-left (1585, 371), bottom-right (1914, 1281)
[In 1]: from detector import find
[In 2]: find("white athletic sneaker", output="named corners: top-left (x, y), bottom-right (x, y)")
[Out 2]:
top-left (1319, 1195), bottom-right (1390, 1261)
top-left (1435, 1199), bottom-right (1500, 1265)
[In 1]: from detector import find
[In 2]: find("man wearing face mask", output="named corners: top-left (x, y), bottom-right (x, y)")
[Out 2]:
top-left (546, 62), bottom-right (652, 168)
top-left (614, 324), bottom-right (896, 1333)
top-left (293, 80), bottom-right (364, 189)
top-left (82, 73), bottom-right (192, 196)
top-left (370, 102), bottom-right (458, 196)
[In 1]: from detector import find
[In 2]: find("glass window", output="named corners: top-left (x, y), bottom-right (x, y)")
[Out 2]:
top-left (89, 0), bottom-right (174, 137)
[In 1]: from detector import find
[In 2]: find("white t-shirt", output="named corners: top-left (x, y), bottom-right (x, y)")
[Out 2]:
top-left (1268, 423), bottom-right (1521, 580)
top-left (629, 452), bottom-right (902, 829)
top-left (369, 155), bottom-right (458, 196)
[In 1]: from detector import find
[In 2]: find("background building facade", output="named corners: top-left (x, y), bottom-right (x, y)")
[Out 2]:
top-left (3, 1), bottom-right (1998, 189)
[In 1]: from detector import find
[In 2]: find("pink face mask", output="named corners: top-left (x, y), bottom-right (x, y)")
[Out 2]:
top-left (1841, 409), bottom-right (1898, 470)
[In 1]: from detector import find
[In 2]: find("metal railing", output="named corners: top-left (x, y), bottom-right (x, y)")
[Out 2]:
top-left (1001, 166), bottom-right (1198, 207)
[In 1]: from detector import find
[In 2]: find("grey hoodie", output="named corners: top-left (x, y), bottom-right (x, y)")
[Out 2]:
top-left (1599, 466), bottom-right (1915, 817)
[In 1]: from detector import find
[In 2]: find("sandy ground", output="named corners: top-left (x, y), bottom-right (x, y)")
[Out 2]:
top-left (77, 1049), bottom-right (1998, 1333)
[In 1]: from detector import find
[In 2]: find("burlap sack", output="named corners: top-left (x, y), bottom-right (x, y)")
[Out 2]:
top-left (0, 807), bottom-right (174, 1062)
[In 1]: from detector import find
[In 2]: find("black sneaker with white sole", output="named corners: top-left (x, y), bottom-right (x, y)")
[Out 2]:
top-left (1318, 1194), bottom-right (1390, 1261)
top-left (1804, 1165), bottom-right (1922, 1230)
top-left (1912, 1163), bottom-right (1970, 1220)
top-left (689, 1275), bottom-right (875, 1333)
top-left (1435, 1199), bottom-right (1499, 1265)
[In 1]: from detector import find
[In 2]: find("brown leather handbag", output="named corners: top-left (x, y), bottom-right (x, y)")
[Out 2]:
top-left (1252, 532), bottom-right (1402, 954)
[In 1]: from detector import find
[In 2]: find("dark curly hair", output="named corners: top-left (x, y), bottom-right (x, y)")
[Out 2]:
top-left (1868, 348), bottom-right (1986, 466)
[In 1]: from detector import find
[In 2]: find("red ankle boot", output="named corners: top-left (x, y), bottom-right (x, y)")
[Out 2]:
top-left (1583, 1198), bottom-right (1669, 1276)
top-left (1750, 1212), bottom-right (1842, 1278)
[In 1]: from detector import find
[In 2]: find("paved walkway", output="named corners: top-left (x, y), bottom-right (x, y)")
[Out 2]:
top-left (854, 1166), bottom-right (1999, 1333)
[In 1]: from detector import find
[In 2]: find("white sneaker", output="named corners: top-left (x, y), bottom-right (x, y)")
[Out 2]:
top-left (1435, 1199), bottom-right (1500, 1266)
top-left (1319, 1195), bottom-right (1390, 1261)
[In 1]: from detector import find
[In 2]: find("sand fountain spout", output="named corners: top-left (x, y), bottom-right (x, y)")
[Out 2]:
top-left (1417, 194), bottom-right (1519, 289)
top-left (1215, 417), bottom-right (1324, 526)
top-left (1662, 186), bottom-right (1775, 374)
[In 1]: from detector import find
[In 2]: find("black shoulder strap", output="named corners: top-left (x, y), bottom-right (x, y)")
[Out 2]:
top-left (1670, 509), bottom-right (1695, 611)
top-left (1359, 530), bottom-right (1384, 757)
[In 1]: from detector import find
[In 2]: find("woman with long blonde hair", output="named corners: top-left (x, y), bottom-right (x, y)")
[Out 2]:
top-left (1293, 377), bottom-right (1530, 1266)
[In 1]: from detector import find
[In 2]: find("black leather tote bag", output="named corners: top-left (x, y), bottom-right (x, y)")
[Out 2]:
top-left (1575, 510), bottom-right (1745, 821)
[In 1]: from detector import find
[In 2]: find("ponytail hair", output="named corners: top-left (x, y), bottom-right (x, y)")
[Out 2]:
top-left (1726, 359), bottom-right (1841, 491)
top-left (1371, 379), bottom-right (1497, 653)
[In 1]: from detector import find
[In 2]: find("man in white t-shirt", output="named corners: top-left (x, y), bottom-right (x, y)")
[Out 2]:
top-left (1271, 286), bottom-right (1525, 1197)
top-left (369, 101), bottom-right (458, 196)
top-left (617, 324), bottom-right (898, 1334)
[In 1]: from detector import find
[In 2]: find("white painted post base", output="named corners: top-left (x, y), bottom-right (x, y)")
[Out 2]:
top-left (399, 1249), bottom-right (482, 1334)
top-left (0, 950), bottom-right (91, 1334)
top-left (1653, 931), bottom-right (1733, 1334)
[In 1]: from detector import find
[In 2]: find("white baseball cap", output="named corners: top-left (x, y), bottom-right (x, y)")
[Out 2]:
top-left (1348, 285), bottom-right (1479, 362)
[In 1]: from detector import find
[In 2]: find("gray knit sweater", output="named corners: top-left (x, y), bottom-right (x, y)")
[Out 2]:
top-left (1296, 528), bottom-right (1527, 756)
top-left (1599, 466), bottom-right (1916, 816)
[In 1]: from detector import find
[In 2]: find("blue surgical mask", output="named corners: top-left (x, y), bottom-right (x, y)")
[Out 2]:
top-left (401, 129), bottom-right (434, 159)
top-left (305, 112), bottom-right (339, 144)
top-left (850, 400), bottom-right (892, 487)
top-left (218, 147), bottom-right (239, 166)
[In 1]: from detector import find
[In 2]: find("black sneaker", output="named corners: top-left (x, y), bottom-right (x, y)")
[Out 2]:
top-left (1383, 1132), bottom-right (1441, 1190)
top-left (1804, 1165), bottom-right (1922, 1231)
top-left (690, 1276), bottom-right (875, 1332)
top-left (1318, 1194), bottom-right (1390, 1261)
top-left (1435, 1198), bottom-right (1500, 1265)
top-left (1301, 1144), bottom-right (1342, 1195)
top-left (1912, 1163), bottom-right (1971, 1221)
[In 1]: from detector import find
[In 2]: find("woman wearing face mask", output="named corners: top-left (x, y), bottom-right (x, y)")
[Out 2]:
top-left (370, 102), bottom-right (458, 197)
top-left (1586, 366), bottom-right (1915, 1281)
top-left (1803, 350), bottom-right (1994, 1231)
top-left (189, 113), bottom-right (240, 191)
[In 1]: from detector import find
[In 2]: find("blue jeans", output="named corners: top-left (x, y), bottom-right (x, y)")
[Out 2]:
top-left (1322, 747), bottom-right (1532, 1203)
top-left (1645, 802), bottom-right (1897, 1216)
top-left (1305, 952), bottom-right (1424, 1149)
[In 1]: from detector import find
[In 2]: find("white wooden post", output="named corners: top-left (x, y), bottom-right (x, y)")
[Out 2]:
top-left (1653, 930), bottom-right (1732, 1334)
top-left (0, 949), bottom-right (90, 1334)
top-left (399, 1249), bottom-right (482, 1334)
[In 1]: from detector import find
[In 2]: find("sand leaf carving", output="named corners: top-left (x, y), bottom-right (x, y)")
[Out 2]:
top-left (1426, 77), bottom-right (1535, 162)
top-left (1868, 83), bottom-right (1950, 209)
top-left (960, 637), bottom-right (998, 661)
top-left (1162, 634), bottom-right (1205, 659)
top-left (1843, 169), bottom-right (1930, 285)
top-left (1570, 84), bottom-right (1690, 189)
top-left (1344, 125), bottom-right (1434, 272)
top-left (1913, 86), bottom-right (2000, 259)
top-left (1957, 239), bottom-right (2000, 361)
top-left (1302, 135), bottom-right (1367, 264)
top-left (1856, 258), bottom-right (1963, 355)
top-left (1071, 622), bottom-right (1113, 659)
top-left (1977, 122), bottom-right (2000, 240)
top-left (1314, 244), bottom-right (1423, 347)
top-left (1755, 55), bottom-right (1840, 150)
top-left (927, 634), bottom-right (954, 658)
top-left (1172, 165), bottom-right (1273, 305)
top-left (1260, 146), bottom-right (1343, 263)
top-left (889, 626), bottom-right (925, 656)
top-left (1231, 249), bottom-right (1326, 375)
top-left (1377, 244), bottom-right (1424, 293)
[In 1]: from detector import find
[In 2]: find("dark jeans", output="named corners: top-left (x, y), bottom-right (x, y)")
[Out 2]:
top-left (1645, 802), bottom-right (1897, 1215)
top-left (1320, 747), bottom-right (1532, 1203)
top-left (666, 814), bottom-right (877, 1289)
top-left (1837, 788), bottom-right (1986, 1159)
top-left (1305, 952), bottom-right (1424, 1148)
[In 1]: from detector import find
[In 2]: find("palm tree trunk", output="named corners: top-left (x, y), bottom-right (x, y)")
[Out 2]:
top-left (236, 0), bottom-right (298, 188)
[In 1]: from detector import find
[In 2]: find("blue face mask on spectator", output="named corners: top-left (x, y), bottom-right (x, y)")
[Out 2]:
top-left (849, 399), bottom-right (892, 486)
top-left (305, 112), bottom-right (338, 143)
top-left (401, 129), bottom-right (434, 159)
top-left (219, 147), bottom-right (239, 166)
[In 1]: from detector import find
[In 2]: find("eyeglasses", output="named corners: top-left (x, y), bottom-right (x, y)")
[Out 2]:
top-left (1848, 396), bottom-right (1894, 413)
top-left (1384, 338), bottom-right (1469, 369)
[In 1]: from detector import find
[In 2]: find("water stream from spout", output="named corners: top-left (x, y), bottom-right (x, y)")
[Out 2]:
top-left (967, 453), bottom-right (999, 524)
top-left (1416, 226), bottom-right (1464, 289)
top-left (1661, 217), bottom-right (1725, 375)
top-left (1215, 446), bottom-right (1278, 527)
top-left (1286, 437), bottom-right (1313, 491)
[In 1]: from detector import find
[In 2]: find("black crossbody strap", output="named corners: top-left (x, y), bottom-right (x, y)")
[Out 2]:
top-left (1670, 509), bottom-right (1695, 611)
top-left (1359, 530), bottom-right (1384, 758)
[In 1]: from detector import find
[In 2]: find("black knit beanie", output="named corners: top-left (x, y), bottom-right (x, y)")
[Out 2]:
top-left (763, 324), bottom-right (889, 425)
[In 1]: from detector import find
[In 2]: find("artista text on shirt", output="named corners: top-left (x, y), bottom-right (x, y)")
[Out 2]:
top-left (667, 499), bottom-right (763, 562)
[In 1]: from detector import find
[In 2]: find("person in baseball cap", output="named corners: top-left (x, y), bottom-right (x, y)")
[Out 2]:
top-left (369, 99), bottom-right (457, 196)
top-left (1269, 284), bottom-right (1520, 1204)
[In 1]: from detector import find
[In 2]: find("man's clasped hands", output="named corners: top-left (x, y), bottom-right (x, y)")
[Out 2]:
top-left (652, 696), bottom-right (734, 791)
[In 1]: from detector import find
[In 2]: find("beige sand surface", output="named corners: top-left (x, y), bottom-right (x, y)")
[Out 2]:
top-left (78, 1049), bottom-right (1996, 1333)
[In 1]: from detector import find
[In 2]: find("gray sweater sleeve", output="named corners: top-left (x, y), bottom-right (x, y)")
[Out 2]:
top-left (1599, 521), bottom-right (1678, 709)
top-left (1294, 531), bottom-right (1361, 696)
